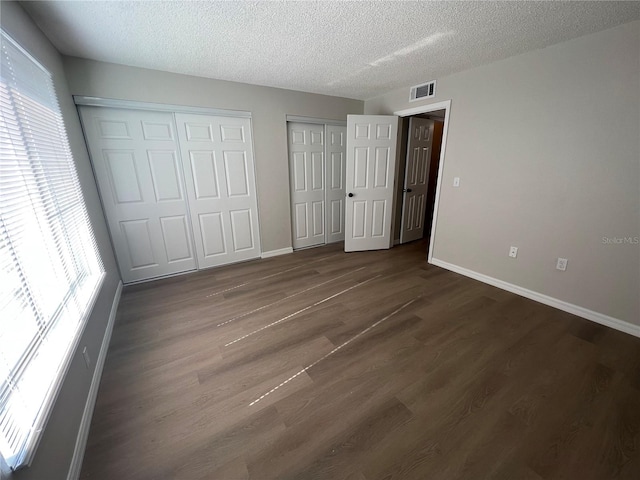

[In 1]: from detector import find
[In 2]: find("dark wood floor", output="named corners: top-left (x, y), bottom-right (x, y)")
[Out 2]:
top-left (80, 241), bottom-right (640, 480)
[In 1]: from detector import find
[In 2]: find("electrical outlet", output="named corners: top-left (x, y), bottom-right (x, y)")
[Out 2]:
top-left (453, 177), bottom-right (460, 187)
top-left (556, 258), bottom-right (568, 271)
top-left (509, 246), bottom-right (518, 258)
top-left (82, 346), bottom-right (91, 369)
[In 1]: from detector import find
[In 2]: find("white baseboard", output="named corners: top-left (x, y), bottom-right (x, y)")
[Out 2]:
top-left (67, 281), bottom-right (123, 480)
top-left (430, 258), bottom-right (640, 339)
top-left (261, 247), bottom-right (293, 259)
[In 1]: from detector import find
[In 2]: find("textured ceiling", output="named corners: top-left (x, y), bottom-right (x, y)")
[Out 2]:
top-left (21, 1), bottom-right (640, 100)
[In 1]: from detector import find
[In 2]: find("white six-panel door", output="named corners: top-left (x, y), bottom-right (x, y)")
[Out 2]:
top-left (325, 125), bottom-right (347, 243)
top-left (400, 117), bottom-right (434, 244)
top-left (345, 115), bottom-right (399, 252)
top-left (288, 122), bottom-right (326, 249)
top-left (79, 106), bottom-right (197, 283)
top-left (176, 113), bottom-right (261, 268)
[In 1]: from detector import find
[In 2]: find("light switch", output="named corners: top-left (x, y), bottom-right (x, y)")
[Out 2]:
top-left (453, 177), bottom-right (460, 187)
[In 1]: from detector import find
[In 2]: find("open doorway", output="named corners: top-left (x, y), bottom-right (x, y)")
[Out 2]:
top-left (393, 109), bottom-right (445, 251)
top-left (391, 100), bottom-right (452, 261)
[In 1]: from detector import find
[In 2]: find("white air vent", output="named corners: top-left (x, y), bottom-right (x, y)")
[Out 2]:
top-left (409, 80), bottom-right (436, 102)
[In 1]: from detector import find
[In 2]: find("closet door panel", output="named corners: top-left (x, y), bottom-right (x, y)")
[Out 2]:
top-left (79, 106), bottom-right (196, 283)
top-left (177, 113), bottom-right (261, 268)
top-left (326, 125), bottom-right (347, 243)
top-left (288, 122), bottom-right (325, 249)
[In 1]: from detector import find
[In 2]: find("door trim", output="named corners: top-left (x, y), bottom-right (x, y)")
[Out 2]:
top-left (74, 96), bottom-right (252, 118)
top-left (394, 100), bottom-right (451, 263)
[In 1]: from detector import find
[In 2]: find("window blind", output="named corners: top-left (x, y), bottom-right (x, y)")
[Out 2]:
top-left (0, 31), bottom-right (104, 470)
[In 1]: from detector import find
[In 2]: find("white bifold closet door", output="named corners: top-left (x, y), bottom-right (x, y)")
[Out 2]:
top-left (79, 107), bottom-right (197, 283)
top-left (80, 106), bottom-right (261, 282)
top-left (176, 113), bottom-right (260, 268)
top-left (288, 122), bottom-right (326, 249)
top-left (325, 125), bottom-right (347, 243)
top-left (287, 122), bottom-right (347, 249)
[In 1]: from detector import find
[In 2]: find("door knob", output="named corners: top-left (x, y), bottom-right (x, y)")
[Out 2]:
top-left (348, 193), bottom-right (354, 197)
top-left (403, 188), bottom-right (413, 193)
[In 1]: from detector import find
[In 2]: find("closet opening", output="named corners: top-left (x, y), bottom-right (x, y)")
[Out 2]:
top-left (286, 118), bottom-right (347, 250)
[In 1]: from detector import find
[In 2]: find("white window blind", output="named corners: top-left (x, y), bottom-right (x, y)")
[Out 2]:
top-left (0, 31), bottom-right (104, 470)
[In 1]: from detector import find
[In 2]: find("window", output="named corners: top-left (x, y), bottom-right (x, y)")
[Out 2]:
top-left (0, 31), bottom-right (104, 470)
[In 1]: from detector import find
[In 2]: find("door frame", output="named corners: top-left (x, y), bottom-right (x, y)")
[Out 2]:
top-left (394, 100), bottom-right (451, 263)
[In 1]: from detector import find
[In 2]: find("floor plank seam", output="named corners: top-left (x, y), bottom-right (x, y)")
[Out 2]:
top-left (216, 267), bottom-right (365, 327)
top-left (224, 274), bottom-right (382, 347)
top-left (249, 295), bottom-right (422, 406)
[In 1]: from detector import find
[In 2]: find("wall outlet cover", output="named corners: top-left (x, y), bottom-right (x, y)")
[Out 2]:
top-left (556, 258), bottom-right (568, 271)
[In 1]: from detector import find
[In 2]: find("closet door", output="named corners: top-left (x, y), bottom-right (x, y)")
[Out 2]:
top-left (287, 122), bottom-right (325, 249)
top-left (325, 125), bottom-right (347, 243)
top-left (79, 106), bottom-right (196, 283)
top-left (176, 113), bottom-right (261, 268)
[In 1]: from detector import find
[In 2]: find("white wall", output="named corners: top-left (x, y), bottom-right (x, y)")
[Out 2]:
top-left (366, 21), bottom-right (640, 327)
top-left (1, 3), bottom-right (121, 479)
top-left (62, 58), bottom-right (364, 254)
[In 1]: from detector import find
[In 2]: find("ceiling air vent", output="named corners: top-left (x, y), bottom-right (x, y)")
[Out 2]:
top-left (409, 80), bottom-right (436, 102)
